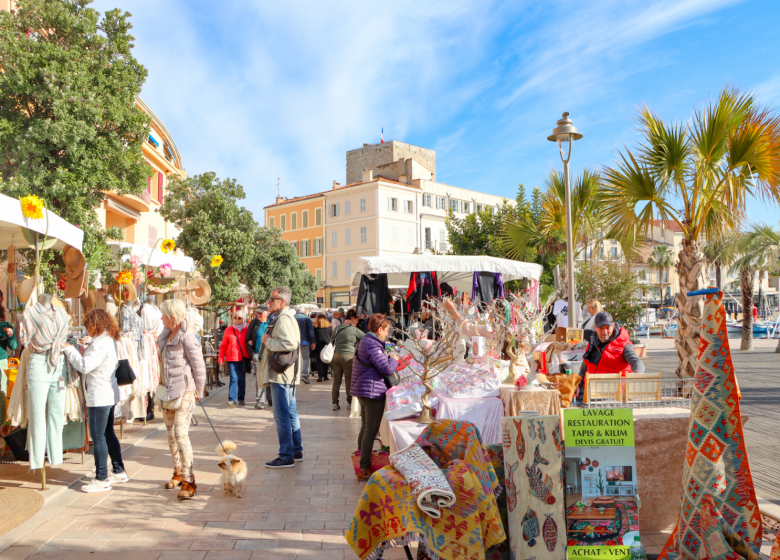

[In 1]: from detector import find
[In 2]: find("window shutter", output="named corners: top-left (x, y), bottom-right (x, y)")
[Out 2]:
top-left (157, 172), bottom-right (164, 203)
top-left (328, 205), bottom-right (332, 218)
top-left (148, 226), bottom-right (158, 248)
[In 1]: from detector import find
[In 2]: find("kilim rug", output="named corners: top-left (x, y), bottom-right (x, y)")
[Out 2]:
top-left (347, 420), bottom-right (505, 560)
top-left (501, 415), bottom-right (566, 560)
top-left (485, 444), bottom-right (510, 560)
top-left (771, 532), bottom-right (780, 560)
top-left (660, 289), bottom-right (762, 560)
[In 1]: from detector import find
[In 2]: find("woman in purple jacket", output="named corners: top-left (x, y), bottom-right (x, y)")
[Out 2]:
top-left (350, 313), bottom-right (399, 479)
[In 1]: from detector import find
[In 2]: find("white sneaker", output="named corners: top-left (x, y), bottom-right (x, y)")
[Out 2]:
top-left (82, 478), bottom-right (112, 493)
top-left (107, 471), bottom-right (129, 484)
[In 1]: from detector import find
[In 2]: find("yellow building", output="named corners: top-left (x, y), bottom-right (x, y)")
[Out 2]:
top-left (263, 193), bottom-right (326, 302)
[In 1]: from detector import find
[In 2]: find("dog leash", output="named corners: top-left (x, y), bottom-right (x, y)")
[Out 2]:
top-left (197, 399), bottom-right (227, 455)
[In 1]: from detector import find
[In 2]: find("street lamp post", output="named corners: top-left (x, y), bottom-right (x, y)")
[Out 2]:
top-left (548, 112), bottom-right (583, 328)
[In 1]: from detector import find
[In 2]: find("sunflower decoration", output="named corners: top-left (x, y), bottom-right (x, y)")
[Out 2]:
top-left (161, 239), bottom-right (176, 254)
top-left (116, 270), bottom-right (133, 285)
top-left (20, 195), bottom-right (45, 220)
top-left (210, 255), bottom-right (224, 268)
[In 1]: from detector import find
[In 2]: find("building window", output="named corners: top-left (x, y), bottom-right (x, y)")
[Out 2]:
top-left (315, 207), bottom-right (322, 226)
top-left (639, 270), bottom-right (647, 281)
top-left (329, 203), bottom-right (340, 217)
top-left (440, 229), bottom-right (447, 244)
top-left (269, 216), bottom-right (275, 228)
top-left (407, 228), bottom-right (413, 245)
top-left (476, 204), bottom-right (483, 213)
top-left (360, 226), bottom-right (367, 243)
top-left (302, 210), bottom-right (309, 228)
top-left (425, 227), bottom-right (432, 250)
top-left (463, 202), bottom-right (470, 213)
top-left (331, 231), bottom-right (338, 247)
top-left (436, 197), bottom-right (445, 210)
top-left (315, 269), bottom-right (322, 286)
top-left (280, 215), bottom-right (286, 231)
top-left (332, 261), bottom-right (337, 278)
top-left (314, 237), bottom-right (323, 256)
top-left (292, 240), bottom-right (299, 255)
top-left (360, 198), bottom-right (366, 212)
top-left (301, 239), bottom-right (310, 257)
top-left (148, 226), bottom-right (158, 249)
top-left (345, 228), bottom-right (351, 245)
top-left (388, 197), bottom-right (398, 212)
top-left (406, 200), bottom-right (413, 214)
top-left (345, 201), bottom-right (351, 215)
top-left (291, 212), bottom-right (297, 230)
top-left (450, 199), bottom-right (458, 213)
top-left (345, 260), bottom-right (352, 278)
top-left (611, 247), bottom-right (618, 258)
top-left (423, 194), bottom-right (431, 207)
top-left (391, 226), bottom-right (398, 243)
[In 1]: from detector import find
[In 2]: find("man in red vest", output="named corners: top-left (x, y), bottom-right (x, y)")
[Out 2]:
top-left (579, 311), bottom-right (645, 376)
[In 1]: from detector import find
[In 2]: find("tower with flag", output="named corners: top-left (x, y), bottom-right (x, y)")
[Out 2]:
top-left (380, 127), bottom-right (384, 143)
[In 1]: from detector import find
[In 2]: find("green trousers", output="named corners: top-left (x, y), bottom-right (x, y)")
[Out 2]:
top-left (27, 354), bottom-right (66, 469)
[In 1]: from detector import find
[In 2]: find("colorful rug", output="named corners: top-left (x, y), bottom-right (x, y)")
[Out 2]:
top-left (485, 444), bottom-right (510, 560)
top-left (660, 289), bottom-right (762, 560)
top-left (390, 443), bottom-right (456, 518)
top-left (347, 420), bottom-right (505, 560)
top-left (565, 500), bottom-right (639, 546)
top-left (501, 415), bottom-right (566, 560)
top-left (771, 532), bottom-right (780, 560)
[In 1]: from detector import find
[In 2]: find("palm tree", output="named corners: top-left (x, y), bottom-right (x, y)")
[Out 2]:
top-left (730, 223), bottom-right (780, 351)
top-left (601, 88), bottom-right (780, 378)
top-left (646, 244), bottom-right (675, 307)
top-left (502, 168), bottom-right (605, 271)
top-left (702, 233), bottom-right (738, 291)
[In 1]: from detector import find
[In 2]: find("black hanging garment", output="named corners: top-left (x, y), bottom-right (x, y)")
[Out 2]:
top-left (356, 274), bottom-right (390, 316)
top-left (406, 272), bottom-right (441, 313)
top-left (472, 271), bottom-right (505, 307)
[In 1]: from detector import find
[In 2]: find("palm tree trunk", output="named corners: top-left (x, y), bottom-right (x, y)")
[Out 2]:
top-left (715, 262), bottom-right (722, 290)
top-left (674, 240), bottom-right (707, 378)
top-left (740, 266), bottom-right (755, 351)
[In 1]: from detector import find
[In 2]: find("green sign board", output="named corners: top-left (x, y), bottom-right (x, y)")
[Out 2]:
top-left (569, 546), bottom-right (631, 559)
top-left (563, 408), bottom-right (635, 447)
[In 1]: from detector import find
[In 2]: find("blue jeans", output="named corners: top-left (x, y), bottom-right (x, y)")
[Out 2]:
top-left (227, 360), bottom-right (246, 402)
top-left (270, 383), bottom-right (303, 461)
top-left (88, 405), bottom-right (124, 481)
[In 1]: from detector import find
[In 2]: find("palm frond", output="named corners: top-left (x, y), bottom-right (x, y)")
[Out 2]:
top-left (635, 106), bottom-right (690, 190)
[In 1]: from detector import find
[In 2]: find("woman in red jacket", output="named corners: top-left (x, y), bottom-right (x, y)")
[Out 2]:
top-left (218, 310), bottom-right (251, 407)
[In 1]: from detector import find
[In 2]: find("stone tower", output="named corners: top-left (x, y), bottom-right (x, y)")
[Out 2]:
top-left (346, 141), bottom-right (436, 184)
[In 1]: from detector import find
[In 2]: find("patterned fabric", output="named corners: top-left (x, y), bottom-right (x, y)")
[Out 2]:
top-left (501, 415), bottom-right (566, 560)
top-left (771, 532), bottom-right (780, 560)
top-left (18, 302), bottom-right (68, 368)
top-left (163, 390), bottom-right (196, 483)
top-left (566, 500), bottom-right (639, 546)
top-left (119, 303), bottom-right (145, 360)
top-left (347, 420), bottom-right (505, 560)
top-left (660, 290), bottom-right (762, 560)
top-left (485, 444), bottom-right (510, 560)
top-left (390, 443), bottom-right (455, 518)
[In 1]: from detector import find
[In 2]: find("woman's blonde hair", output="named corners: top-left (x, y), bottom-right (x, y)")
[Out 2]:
top-left (587, 299), bottom-right (602, 314)
top-left (314, 314), bottom-right (331, 329)
top-left (160, 298), bottom-right (187, 324)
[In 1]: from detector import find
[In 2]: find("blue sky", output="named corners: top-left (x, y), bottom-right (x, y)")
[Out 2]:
top-left (92, 0), bottom-right (780, 225)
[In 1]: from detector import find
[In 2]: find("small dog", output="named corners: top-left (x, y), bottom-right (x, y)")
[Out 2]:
top-left (216, 441), bottom-right (248, 498)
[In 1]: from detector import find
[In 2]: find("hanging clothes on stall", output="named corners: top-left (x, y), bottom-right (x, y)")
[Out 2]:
top-left (140, 301), bottom-right (164, 337)
top-left (406, 271), bottom-right (440, 313)
top-left (356, 274), bottom-right (390, 316)
top-left (471, 271), bottom-right (505, 305)
top-left (117, 303), bottom-right (146, 421)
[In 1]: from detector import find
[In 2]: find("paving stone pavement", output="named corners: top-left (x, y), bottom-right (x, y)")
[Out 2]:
top-left (0, 374), bottom-right (412, 560)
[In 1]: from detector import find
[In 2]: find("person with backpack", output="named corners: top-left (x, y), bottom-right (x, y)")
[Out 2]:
top-left (329, 309), bottom-right (364, 410)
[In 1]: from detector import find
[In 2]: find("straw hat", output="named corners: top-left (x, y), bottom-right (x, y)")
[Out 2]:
top-left (107, 281), bottom-right (137, 302)
top-left (63, 245), bottom-right (87, 298)
top-left (188, 278), bottom-right (212, 305)
top-left (16, 278), bottom-right (36, 305)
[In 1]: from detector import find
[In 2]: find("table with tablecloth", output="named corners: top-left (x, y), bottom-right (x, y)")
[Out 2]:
top-left (379, 388), bottom-right (504, 454)
top-left (498, 385), bottom-right (561, 417)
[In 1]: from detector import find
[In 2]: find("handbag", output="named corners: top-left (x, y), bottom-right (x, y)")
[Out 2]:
top-left (351, 436), bottom-right (390, 476)
top-left (113, 341), bottom-right (136, 386)
top-left (319, 342), bottom-right (335, 364)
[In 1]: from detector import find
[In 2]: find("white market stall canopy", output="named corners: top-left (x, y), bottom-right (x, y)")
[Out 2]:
top-left (108, 242), bottom-right (195, 273)
top-left (350, 255), bottom-right (543, 290)
top-left (0, 193), bottom-right (84, 251)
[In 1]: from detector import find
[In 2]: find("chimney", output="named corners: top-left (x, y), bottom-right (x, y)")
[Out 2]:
top-left (275, 195), bottom-right (284, 203)
top-left (332, 180), bottom-right (341, 189)
top-left (362, 168), bottom-right (374, 183)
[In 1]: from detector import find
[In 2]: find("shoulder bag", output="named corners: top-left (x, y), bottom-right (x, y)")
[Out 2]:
top-left (268, 314), bottom-right (300, 374)
top-left (112, 340), bottom-right (136, 387)
top-left (320, 325), bottom-right (346, 364)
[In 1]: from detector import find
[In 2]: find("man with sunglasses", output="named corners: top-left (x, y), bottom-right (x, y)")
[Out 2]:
top-left (259, 287), bottom-right (304, 468)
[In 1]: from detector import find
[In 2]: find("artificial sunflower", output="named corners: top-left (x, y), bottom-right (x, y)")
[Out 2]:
top-left (116, 270), bottom-right (133, 285)
top-left (210, 255), bottom-right (224, 267)
top-left (161, 239), bottom-right (176, 254)
top-left (20, 195), bottom-right (45, 219)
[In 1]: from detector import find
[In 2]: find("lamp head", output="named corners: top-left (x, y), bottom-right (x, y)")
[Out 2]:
top-left (547, 112), bottom-right (583, 142)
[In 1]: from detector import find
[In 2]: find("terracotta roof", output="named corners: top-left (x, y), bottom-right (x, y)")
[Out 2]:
top-left (263, 192), bottom-right (326, 209)
top-left (652, 219), bottom-right (683, 232)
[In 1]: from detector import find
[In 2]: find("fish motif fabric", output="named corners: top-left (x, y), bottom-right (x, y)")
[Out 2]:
top-left (522, 507), bottom-right (539, 546)
top-left (501, 416), bottom-right (565, 560)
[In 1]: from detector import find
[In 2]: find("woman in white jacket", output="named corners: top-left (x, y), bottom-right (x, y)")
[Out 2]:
top-left (63, 309), bottom-right (127, 493)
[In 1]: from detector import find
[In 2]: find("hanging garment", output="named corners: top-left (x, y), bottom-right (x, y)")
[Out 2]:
top-left (185, 307), bottom-right (204, 337)
top-left (143, 332), bottom-right (160, 388)
top-left (140, 303), bottom-right (164, 336)
top-left (119, 303), bottom-right (145, 361)
top-left (18, 301), bottom-right (69, 368)
top-left (356, 274), bottom-right (390, 316)
top-left (27, 354), bottom-right (67, 469)
top-left (472, 271), bottom-right (505, 305)
top-left (7, 347), bottom-right (33, 427)
top-left (406, 272), bottom-right (440, 313)
top-left (659, 289), bottom-right (761, 560)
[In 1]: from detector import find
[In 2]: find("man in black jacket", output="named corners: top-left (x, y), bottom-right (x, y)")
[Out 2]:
top-left (246, 305), bottom-right (272, 408)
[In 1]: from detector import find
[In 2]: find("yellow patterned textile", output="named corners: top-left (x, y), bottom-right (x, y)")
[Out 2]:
top-left (347, 421), bottom-right (506, 560)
